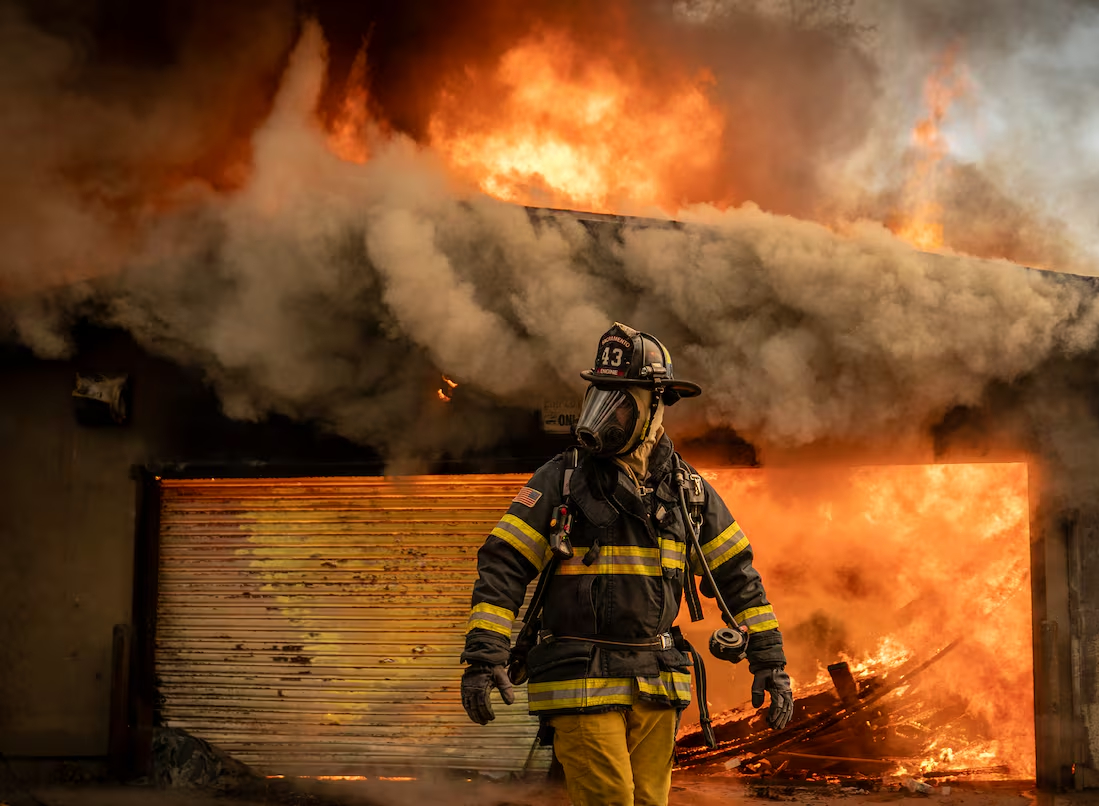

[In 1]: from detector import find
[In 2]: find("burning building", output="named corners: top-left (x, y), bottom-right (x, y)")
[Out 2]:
top-left (1, 0), bottom-right (1098, 795)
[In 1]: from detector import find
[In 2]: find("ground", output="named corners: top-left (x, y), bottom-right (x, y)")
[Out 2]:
top-left (7, 772), bottom-right (1099, 806)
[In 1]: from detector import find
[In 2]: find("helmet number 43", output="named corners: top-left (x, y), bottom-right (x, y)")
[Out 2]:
top-left (600, 347), bottom-right (623, 367)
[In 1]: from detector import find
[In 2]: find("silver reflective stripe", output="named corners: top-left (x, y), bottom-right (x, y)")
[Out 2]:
top-left (637, 672), bottom-right (692, 702)
top-left (701, 522), bottom-right (749, 569)
top-left (660, 538), bottom-right (685, 570)
top-left (491, 514), bottom-right (550, 569)
top-left (467, 603), bottom-right (515, 637)
top-left (740, 611), bottom-right (772, 627)
top-left (528, 678), bottom-right (636, 711)
top-left (736, 604), bottom-right (779, 632)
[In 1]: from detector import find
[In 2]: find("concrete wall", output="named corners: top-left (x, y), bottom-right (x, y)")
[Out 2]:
top-left (0, 342), bottom-right (145, 755)
top-left (0, 329), bottom-right (379, 756)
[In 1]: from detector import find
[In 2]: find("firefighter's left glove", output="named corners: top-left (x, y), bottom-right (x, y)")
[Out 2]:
top-left (461, 664), bottom-right (516, 725)
top-left (751, 667), bottom-right (794, 730)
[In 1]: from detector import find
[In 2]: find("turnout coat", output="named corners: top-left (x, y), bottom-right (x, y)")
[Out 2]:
top-left (462, 434), bottom-right (786, 716)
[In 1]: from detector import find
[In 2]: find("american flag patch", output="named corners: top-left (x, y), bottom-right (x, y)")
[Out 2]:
top-left (513, 487), bottom-right (543, 508)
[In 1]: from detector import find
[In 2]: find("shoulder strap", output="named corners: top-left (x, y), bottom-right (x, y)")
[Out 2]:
top-left (506, 449), bottom-right (579, 683)
top-left (562, 447), bottom-right (578, 496)
top-left (674, 453), bottom-right (707, 623)
top-left (672, 453), bottom-right (747, 638)
top-left (517, 449), bottom-right (579, 626)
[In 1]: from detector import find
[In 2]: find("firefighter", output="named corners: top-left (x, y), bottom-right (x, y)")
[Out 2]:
top-left (460, 322), bottom-right (792, 806)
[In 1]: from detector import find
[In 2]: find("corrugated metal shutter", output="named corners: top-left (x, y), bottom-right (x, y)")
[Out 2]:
top-left (155, 475), bottom-right (548, 776)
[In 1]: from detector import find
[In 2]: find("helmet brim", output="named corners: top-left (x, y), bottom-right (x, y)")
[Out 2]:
top-left (579, 370), bottom-right (702, 401)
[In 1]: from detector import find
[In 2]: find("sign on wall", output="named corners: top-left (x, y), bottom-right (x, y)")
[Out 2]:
top-left (542, 397), bottom-right (582, 434)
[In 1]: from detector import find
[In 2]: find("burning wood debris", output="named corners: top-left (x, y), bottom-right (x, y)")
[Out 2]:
top-left (675, 642), bottom-right (1019, 794)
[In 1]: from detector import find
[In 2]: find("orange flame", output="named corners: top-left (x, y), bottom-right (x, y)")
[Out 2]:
top-left (328, 44), bottom-right (373, 165)
top-left (682, 462), bottom-right (1034, 778)
top-left (892, 44), bottom-right (969, 251)
top-left (437, 374), bottom-right (458, 403)
top-left (425, 31), bottom-right (725, 215)
top-left (319, 31), bottom-right (991, 258)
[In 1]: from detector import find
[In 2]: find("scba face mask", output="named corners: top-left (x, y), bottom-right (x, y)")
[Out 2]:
top-left (575, 386), bottom-right (654, 457)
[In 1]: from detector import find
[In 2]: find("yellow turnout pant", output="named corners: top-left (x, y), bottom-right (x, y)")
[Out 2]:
top-left (549, 699), bottom-right (677, 806)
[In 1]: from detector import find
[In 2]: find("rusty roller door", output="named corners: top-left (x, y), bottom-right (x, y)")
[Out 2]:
top-left (155, 475), bottom-right (545, 776)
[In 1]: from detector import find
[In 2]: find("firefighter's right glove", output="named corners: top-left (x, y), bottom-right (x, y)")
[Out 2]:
top-left (461, 664), bottom-right (515, 725)
top-left (751, 667), bottom-right (794, 730)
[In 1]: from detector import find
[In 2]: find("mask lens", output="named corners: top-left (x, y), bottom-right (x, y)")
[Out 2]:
top-left (576, 387), bottom-right (639, 455)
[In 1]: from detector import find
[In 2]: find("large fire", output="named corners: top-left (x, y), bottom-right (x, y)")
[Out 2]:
top-left (322, 27), bottom-right (983, 257)
top-left (890, 44), bottom-right (970, 251)
top-left (676, 461), bottom-right (1034, 779)
top-left (426, 31), bottom-right (725, 215)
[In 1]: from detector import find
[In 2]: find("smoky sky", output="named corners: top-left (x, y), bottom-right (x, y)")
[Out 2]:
top-left (3, 0), bottom-right (1099, 473)
top-left (839, 0), bottom-right (1099, 269)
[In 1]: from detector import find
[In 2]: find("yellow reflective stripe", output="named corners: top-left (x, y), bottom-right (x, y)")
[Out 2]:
top-left (466, 602), bottom-right (516, 638)
top-left (636, 671), bottom-right (692, 702)
top-left (491, 513), bottom-right (550, 570)
top-left (528, 677), bottom-right (636, 711)
top-left (473, 602), bottom-right (516, 620)
top-left (746, 618), bottom-right (779, 633)
top-left (557, 545), bottom-right (662, 576)
top-left (701, 522), bottom-right (750, 569)
top-left (659, 538), bottom-right (685, 570)
top-left (711, 534), bottom-right (750, 568)
top-left (735, 604), bottom-right (779, 633)
top-left (557, 566), bottom-right (662, 576)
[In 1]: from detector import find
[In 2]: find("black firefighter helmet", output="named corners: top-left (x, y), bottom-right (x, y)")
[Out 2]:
top-left (575, 323), bottom-right (701, 456)
top-left (579, 322), bottom-right (701, 404)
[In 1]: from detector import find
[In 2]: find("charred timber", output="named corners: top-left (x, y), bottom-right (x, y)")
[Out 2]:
top-left (676, 639), bottom-right (962, 771)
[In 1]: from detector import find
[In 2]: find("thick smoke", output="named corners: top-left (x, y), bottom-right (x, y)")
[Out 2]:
top-left (0, 1), bottom-right (296, 296)
top-left (831, 0), bottom-right (1099, 271)
top-left (3, 2), bottom-right (1099, 467)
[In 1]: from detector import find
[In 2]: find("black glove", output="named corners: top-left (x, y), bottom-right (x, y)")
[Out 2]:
top-left (751, 667), bottom-right (793, 730)
top-left (461, 664), bottom-right (515, 725)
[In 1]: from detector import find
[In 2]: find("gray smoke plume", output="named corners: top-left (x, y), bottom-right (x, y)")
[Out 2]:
top-left (2, 3), bottom-right (1099, 469)
top-left (830, 0), bottom-right (1099, 271)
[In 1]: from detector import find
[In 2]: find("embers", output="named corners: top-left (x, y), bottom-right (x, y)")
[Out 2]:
top-left (677, 645), bottom-right (1021, 789)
